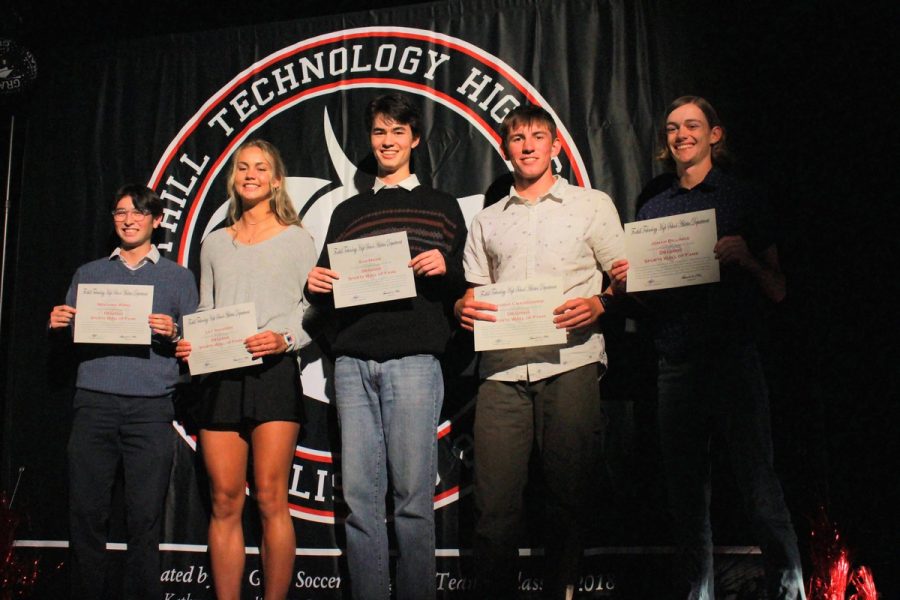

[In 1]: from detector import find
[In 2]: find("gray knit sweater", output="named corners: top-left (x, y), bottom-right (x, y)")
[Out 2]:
top-left (198, 225), bottom-right (316, 352)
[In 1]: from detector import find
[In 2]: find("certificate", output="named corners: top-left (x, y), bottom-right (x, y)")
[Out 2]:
top-left (473, 277), bottom-right (567, 351)
top-left (624, 208), bottom-right (720, 292)
top-left (73, 284), bottom-right (153, 345)
top-left (182, 303), bottom-right (262, 376)
top-left (328, 231), bottom-right (416, 309)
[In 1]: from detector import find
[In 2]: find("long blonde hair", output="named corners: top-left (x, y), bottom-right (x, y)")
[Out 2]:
top-left (226, 139), bottom-right (301, 226)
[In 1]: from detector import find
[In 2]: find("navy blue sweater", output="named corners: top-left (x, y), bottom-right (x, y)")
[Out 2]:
top-left (62, 256), bottom-right (198, 397)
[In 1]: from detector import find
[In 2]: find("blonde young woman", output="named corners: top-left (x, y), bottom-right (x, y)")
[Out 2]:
top-left (176, 139), bottom-right (315, 600)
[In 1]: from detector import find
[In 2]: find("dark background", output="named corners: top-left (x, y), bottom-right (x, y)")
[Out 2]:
top-left (2, 0), bottom-right (897, 596)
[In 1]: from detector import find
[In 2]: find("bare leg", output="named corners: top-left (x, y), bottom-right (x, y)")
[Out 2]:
top-left (251, 421), bottom-right (300, 600)
top-left (200, 428), bottom-right (249, 600)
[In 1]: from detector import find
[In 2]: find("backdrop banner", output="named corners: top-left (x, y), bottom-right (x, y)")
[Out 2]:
top-left (2, 0), bottom-right (729, 597)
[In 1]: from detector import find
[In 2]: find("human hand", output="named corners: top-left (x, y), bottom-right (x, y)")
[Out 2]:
top-left (175, 339), bottom-right (192, 362)
top-left (409, 249), bottom-right (446, 277)
top-left (307, 266), bottom-right (339, 294)
top-left (244, 330), bottom-right (288, 358)
top-left (609, 259), bottom-right (629, 293)
top-left (454, 287), bottom-right (497, 332)
top-left (715, 235), bottom-right (755, 269)
top-left (49, 304), bottom-right (76, 329)
top-left (553, 296), bottom-right (602, 331)
top-left (148, 313), bottom-right (177, 340)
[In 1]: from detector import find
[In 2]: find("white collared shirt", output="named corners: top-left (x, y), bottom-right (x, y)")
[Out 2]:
top-left (110, 245), bottom-right (160, 271)
top-left (463, 176), bottom-right (625, 382)
top-left (373, 173), bottom-right (420, 193)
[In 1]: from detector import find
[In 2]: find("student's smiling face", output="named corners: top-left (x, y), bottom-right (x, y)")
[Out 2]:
top-left (233, 145), bottom-right (281, 206)
top-left (113, 196), bottom-right (160, 249)
top-left (665, 102), bottom-right (723, 170)
top-left (502, 121), bottom-right (561, 186)
top-left (369, 114), bottom-right (420, 181)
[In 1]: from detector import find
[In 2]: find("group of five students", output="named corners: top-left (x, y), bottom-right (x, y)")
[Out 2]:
top-left (51, 93), bottom-right (804, 600)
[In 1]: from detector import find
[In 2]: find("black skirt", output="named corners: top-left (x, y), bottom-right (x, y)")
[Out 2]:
top-left (193, 353), bottom-right (303, 428)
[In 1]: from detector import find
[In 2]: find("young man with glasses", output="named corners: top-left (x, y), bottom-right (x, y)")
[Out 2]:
top-left (49, 183), bottom-right (198, 600)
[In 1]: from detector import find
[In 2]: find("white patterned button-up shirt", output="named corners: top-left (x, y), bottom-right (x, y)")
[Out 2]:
top-left (463, 176), bottom-right (625, 382)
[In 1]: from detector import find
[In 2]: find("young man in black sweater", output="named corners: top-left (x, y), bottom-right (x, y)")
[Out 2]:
top-left (306, 93), bottom-right (467, 600)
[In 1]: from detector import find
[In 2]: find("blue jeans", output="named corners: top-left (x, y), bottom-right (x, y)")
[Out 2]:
top-left (657, 345), bottom-right (805, 600)
top-left (335, 354), bottom-right (443, 600)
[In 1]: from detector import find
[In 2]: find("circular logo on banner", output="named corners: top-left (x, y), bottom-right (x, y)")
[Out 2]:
top-left (0, 39), bottom-right (38, 97)
top-left (151, 26), bottom-right (589, 524)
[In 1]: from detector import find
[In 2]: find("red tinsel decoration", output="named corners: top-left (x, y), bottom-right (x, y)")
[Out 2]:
top-left (807, 507), bottom-right (878, 600)
top-left (827, 550), bottom-right (850, 600)
top-left (849, 567), bottom-right (878, 600)
top-left (0, 494), bottom-right (39, 599)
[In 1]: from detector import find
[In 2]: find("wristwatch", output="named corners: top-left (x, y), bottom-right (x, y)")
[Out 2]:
top-left (281, 332), bottom-right (295, 351)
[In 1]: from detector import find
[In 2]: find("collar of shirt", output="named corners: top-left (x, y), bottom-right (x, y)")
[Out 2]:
top-left (110, 245), bottom-right (160, 270)
top-left (373, 173), bottom-right (420, 193)
top-left (672, 166), bottom-right (723, 196)
top-left (503, 175), bottom-right (566, 209)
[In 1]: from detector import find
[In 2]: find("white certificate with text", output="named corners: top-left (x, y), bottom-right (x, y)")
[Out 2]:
top-left (625, 208), bottom-right (720, 292)
top-left (328, 231), bottom-right (416, 309)
top-left (473, 277), bottom-right (567, 352)
top-left (183, 303), bottom-right (262, 376)
top-left (73, 284), bottom-right (153, 345)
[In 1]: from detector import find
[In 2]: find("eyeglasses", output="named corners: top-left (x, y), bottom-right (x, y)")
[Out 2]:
top-left (111, 209), bottom-right (152, 221)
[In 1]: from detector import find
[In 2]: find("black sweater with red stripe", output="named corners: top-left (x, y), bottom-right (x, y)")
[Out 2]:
top-left (307, 185), bottom-right (467, 361)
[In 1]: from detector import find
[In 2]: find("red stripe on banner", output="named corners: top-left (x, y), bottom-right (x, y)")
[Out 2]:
top-left (175, 77), bottom-right (500, 264)
top-left (434, 486), bottom-right (459, 503)
top-left (295, 448), bottom-right (334, 463)
top-left (152, 28), bottom-right (538, 184)
top-left (288, 503), bottom-right (335, 518)
top-left (155, 28), bottom-right (587, 261)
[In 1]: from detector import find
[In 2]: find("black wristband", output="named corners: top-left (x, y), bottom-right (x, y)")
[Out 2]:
top-left (597, 294), bottom-right (610, 311)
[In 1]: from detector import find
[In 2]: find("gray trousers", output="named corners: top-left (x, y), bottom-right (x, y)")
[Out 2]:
top-left (473, 364), bottom-right (603, 599)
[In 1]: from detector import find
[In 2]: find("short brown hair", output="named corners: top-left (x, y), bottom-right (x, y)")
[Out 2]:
top-left (499, 104), bottom-right (557, 153)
